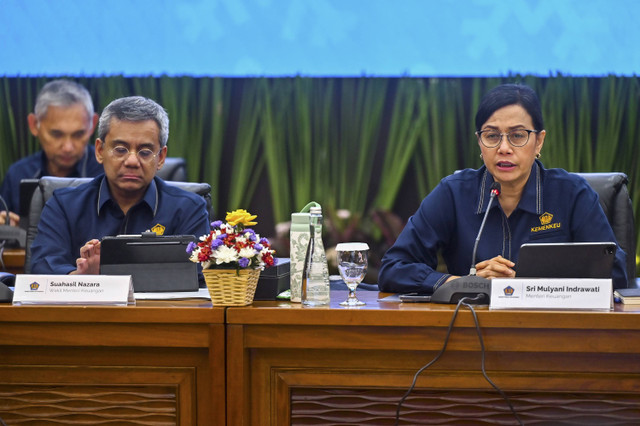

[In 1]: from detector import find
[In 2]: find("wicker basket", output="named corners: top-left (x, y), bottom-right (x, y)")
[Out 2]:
top-left (203, 268), bottom-right (261, 306)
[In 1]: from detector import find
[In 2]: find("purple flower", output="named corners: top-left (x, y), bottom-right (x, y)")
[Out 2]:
top-left (186, 241), bottom-right (196, 253)
top-left (243, 229), bottom-right (257, 241)
top-left (210, 220), bottom-right (223, 229)
top-left (238, 257), bottom-right (250, 268)
top-left (260, 237), bottom-right (270, 245)
top-left (254, 243), bottom-right (264, 251)
top-left (211, 238), bottom-right (224, 249)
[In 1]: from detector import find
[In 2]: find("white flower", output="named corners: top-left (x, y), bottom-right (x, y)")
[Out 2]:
top-left (238, 247), bottom-right (257, 259)
top-left (214, 245), bottom-right (239, 264)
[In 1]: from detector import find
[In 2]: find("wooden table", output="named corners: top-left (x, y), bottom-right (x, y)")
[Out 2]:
top-left (0, 300), bottom-right (225, 425)
top-left (2, 290), bottom-right (639, 425)
top-left (1, 248), bottom-right (25, 274)
top-left (226, 291), bottom-right (640, 425)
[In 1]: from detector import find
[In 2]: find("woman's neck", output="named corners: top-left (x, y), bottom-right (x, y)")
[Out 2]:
top-left (496, 180), bottom-right (526, 217)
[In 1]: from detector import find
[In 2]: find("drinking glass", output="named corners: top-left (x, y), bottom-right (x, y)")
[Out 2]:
top-left (336, 242), bottom-right (369, 306)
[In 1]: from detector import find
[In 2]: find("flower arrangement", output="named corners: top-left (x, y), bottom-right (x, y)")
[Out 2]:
top-left (187, 209), bottom-right (276, 271)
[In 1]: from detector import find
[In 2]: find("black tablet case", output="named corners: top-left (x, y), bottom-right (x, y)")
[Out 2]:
top-left (100, 234), bottom-right (198, 292)
top-left (516, 242), bottom-right (617, 279)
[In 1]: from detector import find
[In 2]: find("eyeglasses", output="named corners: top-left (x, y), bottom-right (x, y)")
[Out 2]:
top-left (107, 145), bottom-right (160, 163)
top-left (476, 129), bottom-right (539, 148)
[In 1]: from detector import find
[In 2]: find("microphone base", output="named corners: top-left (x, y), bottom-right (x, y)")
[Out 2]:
top-left (0, 282), bottom-right (13, 303)
top-left (431, 275), bottom-right (491, 304)
top-left (0, 272), bottom-right (14, 302)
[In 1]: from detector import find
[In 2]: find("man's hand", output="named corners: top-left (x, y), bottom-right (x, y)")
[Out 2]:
top-left (0, 210), bottom-right (20, 227)
top-left (71, 239), bottom-right (101, 275)
top-left (475, 255), bottom-right (515, 279)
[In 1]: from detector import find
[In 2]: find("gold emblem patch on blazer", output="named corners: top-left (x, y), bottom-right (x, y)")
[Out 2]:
top-left (151, 224), bottom-right (166, 235)
top-left (531, 212), bottom-right (561, 233)
top-left (539, 212), bottom-right (553, 225)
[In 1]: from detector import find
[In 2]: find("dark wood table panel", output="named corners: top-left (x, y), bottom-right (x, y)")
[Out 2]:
top-left (0, 300), bottom-right (225, 425)
top-left (0, 248), bottom-right (24, 275)
top-left (226, 291), bottom-right (640, 425)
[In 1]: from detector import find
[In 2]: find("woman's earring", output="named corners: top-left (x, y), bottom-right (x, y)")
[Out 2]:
top-left (536, 152), bottom-right (541, 159)
top-left (480, 153), bottom-right (483, 159)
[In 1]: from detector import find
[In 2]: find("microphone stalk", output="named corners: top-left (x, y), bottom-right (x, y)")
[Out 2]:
top-left (0, 194), bottom-right (10, 226)
top-left (469, 183), bottom-right (501, 275)
top-left (0, 194), bottom-right (26, 248)
top-left (429, 182), bottom-right (501, 305)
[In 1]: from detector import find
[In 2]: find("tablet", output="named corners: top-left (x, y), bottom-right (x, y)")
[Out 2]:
top-left (516, 242), bottom-right (616, 279)
top-left (399, 293), bottom-right (432, 303)
top-left (100, 233), bottom-right (199, 292)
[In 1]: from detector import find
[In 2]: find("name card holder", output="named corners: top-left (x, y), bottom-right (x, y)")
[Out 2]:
top-left (490, 278), bottom-right (612, 311)
top-left (12, 274), bottom-right (135, 306)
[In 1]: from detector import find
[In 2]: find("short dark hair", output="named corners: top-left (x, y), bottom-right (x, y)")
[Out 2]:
top-left (98, 96), bottom-right (169, 148)
top-left (475, 84), bottom-right (544, 132)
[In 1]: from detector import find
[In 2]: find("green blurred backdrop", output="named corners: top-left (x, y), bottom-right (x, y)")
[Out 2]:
top-left (1, 75), bottom-right (639, 274)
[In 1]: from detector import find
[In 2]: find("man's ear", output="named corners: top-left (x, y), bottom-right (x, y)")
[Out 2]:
top-left (27, 113), bottom-right (39, 137)
top-left (156, 146), bottom-right (167, 170)
top-left (95, 139), bottom-right (104, 164)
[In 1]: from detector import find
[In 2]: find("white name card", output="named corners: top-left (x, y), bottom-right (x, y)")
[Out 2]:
top-left (12, 274), bottom-right (135, 306)
top-left (490, 278), bottom-right (612, 311)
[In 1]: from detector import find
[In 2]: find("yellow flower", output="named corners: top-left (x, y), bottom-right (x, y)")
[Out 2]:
top-left (226, 209), bottom-right (257, 227)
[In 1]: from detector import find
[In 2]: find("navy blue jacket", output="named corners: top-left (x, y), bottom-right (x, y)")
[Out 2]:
top-left (0, 146), bottom-right (103, 213)
top-left (30, 174), bottom-right (210, 274)
top-left (379, 161), bottom-right (628, 293)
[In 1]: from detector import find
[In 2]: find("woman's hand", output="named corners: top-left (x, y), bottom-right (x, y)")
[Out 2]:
top-left (475, 255), bottom-right (515, 279)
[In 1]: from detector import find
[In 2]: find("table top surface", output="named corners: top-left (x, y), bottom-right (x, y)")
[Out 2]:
top-left (0, 288), bottom-right (638, 328)
top-left (0, 297), bottom-right (225, 323)
top-left (227, 290), bottom-right (640, 329)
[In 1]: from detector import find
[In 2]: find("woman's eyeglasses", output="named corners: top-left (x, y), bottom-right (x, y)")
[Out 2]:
top-left (476, 129), bottom-right (539, 148)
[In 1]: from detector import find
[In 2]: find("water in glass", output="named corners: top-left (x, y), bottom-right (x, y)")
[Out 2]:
top-left (336, 242), bottom-right (369, 306)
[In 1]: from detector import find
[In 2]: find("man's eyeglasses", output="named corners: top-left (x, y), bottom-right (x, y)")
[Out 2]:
top-left (476, 129), bottom-right (539, 148)
top-left (107, 145), bottom-right (160, 163)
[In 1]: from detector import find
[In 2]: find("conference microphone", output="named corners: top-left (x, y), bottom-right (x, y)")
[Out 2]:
top-left (431, 182), bottom-right (501, 304)
top-left (0, 194), bottom-right (26, 249)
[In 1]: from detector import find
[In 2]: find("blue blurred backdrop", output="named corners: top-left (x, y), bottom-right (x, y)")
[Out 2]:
top-left (1, 0), bottom-right (638, 77)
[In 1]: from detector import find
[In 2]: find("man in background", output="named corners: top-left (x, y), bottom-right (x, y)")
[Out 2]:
top-left (0, 79), bottom-right (102, 226)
